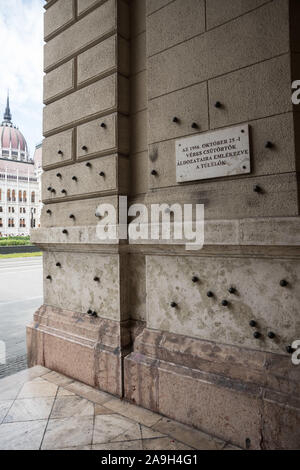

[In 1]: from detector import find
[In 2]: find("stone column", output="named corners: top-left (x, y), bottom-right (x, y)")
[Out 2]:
top-left (28, 0), bottom-right (130, 397)
top-left (123, 0), bottom-right (300, 450)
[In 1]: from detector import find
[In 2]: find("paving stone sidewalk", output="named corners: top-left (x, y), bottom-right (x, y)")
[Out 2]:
top-left (0, 366), bottom-right (241, 450)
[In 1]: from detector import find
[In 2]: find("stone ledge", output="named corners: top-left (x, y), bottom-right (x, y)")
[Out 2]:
top-left (124, 347), bottom-right (300, 449)
top-left (31, 217), bottom-right (300, 247)
top-left (132, 328), bottom-right (300, 397)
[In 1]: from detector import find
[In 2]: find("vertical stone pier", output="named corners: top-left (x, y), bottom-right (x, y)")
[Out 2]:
top-left (28, 0), bottom-right (131, 397)
top-left (29, 0), bottom-right (300, 449)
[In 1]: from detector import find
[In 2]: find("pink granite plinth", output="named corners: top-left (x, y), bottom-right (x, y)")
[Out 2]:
top-left (27, 304), bottom-right (127, 396)
top-left (124, 329), bottom-right (300, 450)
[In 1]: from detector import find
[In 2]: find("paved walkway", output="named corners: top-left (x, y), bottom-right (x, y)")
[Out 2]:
top-left (0, 257), bottom-right (43, 379)
top-left (0, 366), bottom-right (240, 450)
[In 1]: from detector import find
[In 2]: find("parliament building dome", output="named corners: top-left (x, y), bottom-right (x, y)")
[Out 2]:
top-left (0, 95), bottom-right (29, 161)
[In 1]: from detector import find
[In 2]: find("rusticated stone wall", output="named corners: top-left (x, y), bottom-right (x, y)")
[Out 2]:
top-left (28, 0), bottom-right (132, 397)
top-left (29, 0), bottom-right (300, 449)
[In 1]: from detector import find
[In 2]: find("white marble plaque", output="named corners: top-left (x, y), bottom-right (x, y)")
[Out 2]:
top-left (176, 124), bottom-right (250, 182)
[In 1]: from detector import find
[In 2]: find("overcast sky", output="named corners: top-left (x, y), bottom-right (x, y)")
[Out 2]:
top-left (0, 0), bottom-right (44, 157)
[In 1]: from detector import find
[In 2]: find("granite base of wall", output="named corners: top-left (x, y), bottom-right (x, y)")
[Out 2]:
top-left (124, 328), bottom-right (300, 450)
top-left (26, 304), bottom-right (135, 397)
top-left (27, 305), bottom-right (300, 449)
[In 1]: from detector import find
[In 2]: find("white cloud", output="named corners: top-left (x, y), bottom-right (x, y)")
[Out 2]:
top-left (0, 0), bottom-right (44, 156)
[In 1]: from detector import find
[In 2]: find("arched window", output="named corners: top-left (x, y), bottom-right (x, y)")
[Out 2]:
top-left (7, 189), bottom-right (11, 202)
top-left (19, 190), bottom-right (22, 202)
top-left (0, 189), bottom-right (2, 201)
top-left (12, 190), bottom-right (16, 202)
top-left (31, 191), bottom-right (35, 203)
top-left (23, 191), bottom-right (27, 202)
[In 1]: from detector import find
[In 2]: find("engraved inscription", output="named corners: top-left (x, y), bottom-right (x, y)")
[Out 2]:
top-left (176, 124), bottom-right (250, 182)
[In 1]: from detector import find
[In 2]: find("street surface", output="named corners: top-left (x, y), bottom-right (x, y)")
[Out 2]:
top-left (0, 257), bottom-right (43, 378)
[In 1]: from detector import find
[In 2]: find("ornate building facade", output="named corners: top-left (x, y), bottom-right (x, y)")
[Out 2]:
top-left (0, 96), bottom-right (42, 237)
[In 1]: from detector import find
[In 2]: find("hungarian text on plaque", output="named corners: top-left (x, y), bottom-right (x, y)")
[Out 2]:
top-left (176, 124), bottom-right (251, 182)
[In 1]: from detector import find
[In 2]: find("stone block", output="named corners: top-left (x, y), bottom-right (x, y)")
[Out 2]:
top-left (42, 154), bottom-right (129, 200)
top-left (44, 60), bottom-right (75, 103)
top-left (41, 195), bottom-right (119, 228)
top-left (148, 112), bottom-right (296, 185)
top-left (43, 333), bottom-right (96, 387)
top-left (145, 255), bottom-right (300, 353)
top-left (77, 0), bottom-right (104, 16)
top-left (262, 399), bottom-right (300, 450)
top-left (124, 350), bottom-right (264, 449)
top-left (77, 35), bottom-right (129, 86)
top-left (43, 129), bottom-right (74, 169)
top-left (147, 0), bottom-right (205, 56)
top-left (247, 113), bottom-right (296, 175)
top-left (206, 0), bottom-right (269, 30)
top-left (146, 0), bottom-right (172, 16)
top-left (31, 225), bottom-right (121, 246)
top-left (239, 217), bottom-right (300, 246)
top-left (132, 327), bottom-right (300, 398)
top-left (148, 0), bottom-right (289, 98)
top-left (124, 337), bottom-right (300, 449)
top-left (130, 71), bottom-right (147, 114)
top-left (146, 169), bottom-right (299, 219)
top-left (209, 55), bottom-right (292, 129)
top-left (43, 252), bottom-right (123, 320)
top-left (148, 82), bottom-right (208, 144)
top-left (43, 74), bottom-right (129, 134)
top-left (157, 366), bottom-right (263, 449)
top-left (76, 113), bottom-right (129, 158)
top-left (124, 353), bottom-right (159, 411)
top-left (95, 349), bottom-right (122, 396)
top-left (44, 0), bottom-right (75, 41)
top-left (44, 0), bottom-right (129, 70)
top-left (27, 306), bottom-right (124, 395)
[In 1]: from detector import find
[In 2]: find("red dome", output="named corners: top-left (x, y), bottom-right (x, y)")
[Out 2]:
top-left (0, 124), bottom-right (28, 153)
top-left (0, 94), bottom-right (29, 160)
